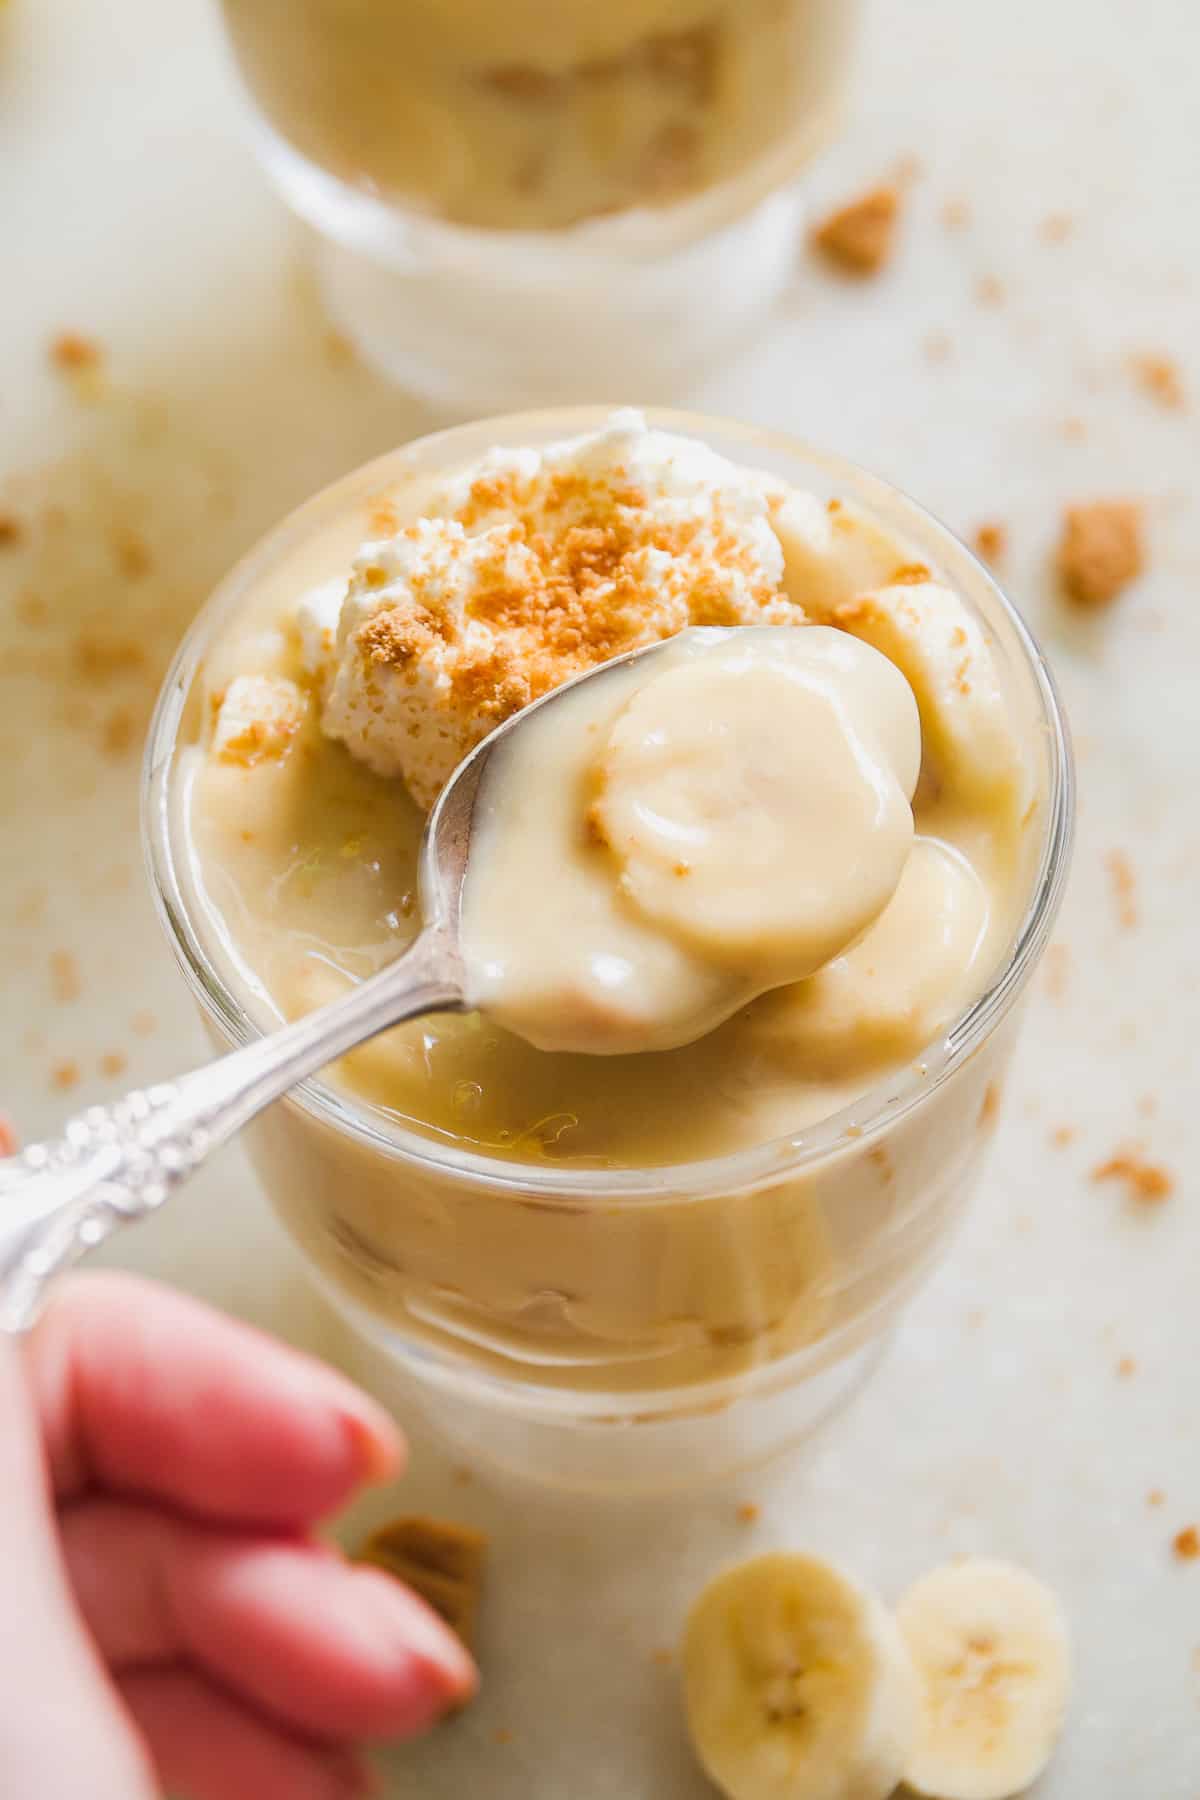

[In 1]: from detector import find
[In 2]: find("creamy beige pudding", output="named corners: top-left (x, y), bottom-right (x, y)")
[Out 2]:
top-left (219, 0), bottom-right (851, 232)
top-left (180, 412), bottom-right (1026, 1164)
top-left (462, 625), bottom-right (923, 1056)
top-left (153, 410), bottom-right (1065, 1474)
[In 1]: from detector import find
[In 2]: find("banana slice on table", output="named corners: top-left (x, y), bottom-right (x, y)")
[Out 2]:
top-left (832, 582), bottom-right (1022, 807)
top-left (896, 1558), bottom-right (1071, 1800)
top-left (682, 1552), bottom-right (917, 1800)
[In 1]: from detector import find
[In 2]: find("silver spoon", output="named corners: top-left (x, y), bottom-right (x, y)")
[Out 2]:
top-left (0, 638), bottom-right (672, 1332)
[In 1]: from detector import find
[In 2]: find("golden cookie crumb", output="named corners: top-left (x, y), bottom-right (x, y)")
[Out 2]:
top-left (1128, 353), bottom-right (1185, 411)
top-left (50, 332), bottom-right (104, 372)
top-left (50, 1059), bottom-right (81, 1091)
top-left (811, 186), bottom-right (901, 276)
top-left (357, 1515), bottom-right (487, 1653)
top-left (1058, 501), bottom-right (1144, 607)
top-left (1173, 1527), bottom-right (1200, 1562)
top-left (0, 512), bottom-right (23, 548)
top-left (1092, 1149), bottom-right (1173, 1207)
top-left (50, 949), bottom-right (81, 1004)
top-left (1039, 213), bottom-right (1073, 245)
top-left (99, 1050), bottom-right (127, 1078)
top-left (977, 1082), bottom-right (1001, 1130)
top-left (736, 1502), bottom-right (760, 1525)
top-left (1105, 849), bottom-right (1138, 930)
top-left (972, 521), bottom-right (1008, 565)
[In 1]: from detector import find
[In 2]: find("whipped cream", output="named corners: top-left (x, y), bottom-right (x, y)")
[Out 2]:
top-left (304, 410), bottom-right (806, 809)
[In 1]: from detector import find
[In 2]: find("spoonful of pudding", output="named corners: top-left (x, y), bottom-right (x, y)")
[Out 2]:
top-left (0, 624), bottom-right (918, 1327)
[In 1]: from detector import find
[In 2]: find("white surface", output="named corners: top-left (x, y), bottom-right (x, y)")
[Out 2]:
top-left (2, 0), bottom-right (1199, 1793)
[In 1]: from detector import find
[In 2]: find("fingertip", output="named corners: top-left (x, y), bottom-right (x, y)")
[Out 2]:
top-left (340, 1406), bottom-right (405, 1487)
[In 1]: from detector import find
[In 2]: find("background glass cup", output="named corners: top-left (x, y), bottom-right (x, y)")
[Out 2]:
top-left (214, 0), bottom-right (861, 409)
top-left (144, 408), bottom-right (1073, 1496)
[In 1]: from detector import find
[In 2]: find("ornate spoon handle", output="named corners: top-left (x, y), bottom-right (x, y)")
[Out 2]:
top-left (0, 929), bottom-right (462, 1332)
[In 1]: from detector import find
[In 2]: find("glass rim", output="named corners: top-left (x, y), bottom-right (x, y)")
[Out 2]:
top-left (142, 405), bottom-right (1075, 1206)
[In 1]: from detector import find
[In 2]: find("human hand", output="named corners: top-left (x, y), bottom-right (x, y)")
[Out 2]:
top-left (0, 1270), bottom-right (475, 1799)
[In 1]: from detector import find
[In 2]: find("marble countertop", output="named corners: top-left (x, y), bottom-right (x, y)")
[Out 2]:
top-left (2, 0), bottom-right (1198, 1791)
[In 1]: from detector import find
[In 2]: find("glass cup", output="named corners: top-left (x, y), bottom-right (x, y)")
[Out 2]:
top-left (213, 1), bottom-right (861, 409)
top-left (144, 408), bottom-right (1073, 1496)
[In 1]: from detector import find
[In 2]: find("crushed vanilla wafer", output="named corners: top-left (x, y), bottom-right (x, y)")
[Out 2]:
top-left (357, 1515), bottom-right (487, 1652)
top-left (312, 411), bottom-right (803, 808)
top-left (811, 185), bottom-right (901, 276)
top-left (1058, 501), bottom-right (1143, 607)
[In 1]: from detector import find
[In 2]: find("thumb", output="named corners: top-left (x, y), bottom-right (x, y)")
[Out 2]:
top-left (0, 1334), bottom-right (158, 1799)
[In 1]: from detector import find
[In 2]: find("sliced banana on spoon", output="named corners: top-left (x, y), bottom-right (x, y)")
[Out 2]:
top-left (682, 1552), bottom-right (917, 1800)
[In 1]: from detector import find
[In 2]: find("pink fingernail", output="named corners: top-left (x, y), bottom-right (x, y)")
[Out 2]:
top-left (342, 1408), bottom-right (403, 1484)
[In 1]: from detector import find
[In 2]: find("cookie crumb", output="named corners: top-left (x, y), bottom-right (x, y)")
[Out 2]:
top-left (50, 1059), bottom-right (81, 1092)
top-left (356, 1515), bottom-right (487, 1653)
top-left (974, 273), bottom-right (1005, 306)
top-left (972, 521), bottom-right (1008, 565)
top-left (1039, 213), bottom-right (1073, 245)
top-left (130, 1010), bottom-right (157, 1037)
top-left (99, 1050), bottom-right (127, 1078)
top-left (1148, 1489), bottom-right (1166, 1508)
top-left (493, 1728), bottom-right (513, 1746)
top-left (50, 332), bottom-right (104, 373)
top-left (1116, 1356), bottom-right (1137, 1379)
top-left (1173, 1527), bottom-right (1200, 1562)
top-left (1105, 849), bottom-right (1138, 930)
top-left (1058, 501), bottom-right (1144, 607)
top-left (50, 949), bottom-right (81, 1004)
top-left (1128, 353), bottom-right (1185, 411)
top-left (977, 1082), bottom-right (1001, 1130)
top-left (1092, 1149), bottom-right (1173, 1207)
top-left (811, 186), bottom-right (901, 276)
top-left (1043, 943), bottom-right (1071, 1001)
top-left (1049, 1125), bottom-right (1076, 1150)
top-left (0, 512), bottom-right (23, 548)
top-left (1060, 417), bottom-right (1088, 444)
top-left (736, 1503), bottom-right (760, 1526)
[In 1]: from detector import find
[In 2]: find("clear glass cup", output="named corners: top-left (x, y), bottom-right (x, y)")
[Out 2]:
top-left (213, 1), bottom-right (861, 409)
top-left (143, 408), bottom-right (1074, 1496)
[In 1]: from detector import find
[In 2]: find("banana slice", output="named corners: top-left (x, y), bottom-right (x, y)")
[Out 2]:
top-left (682, 1552), bottom-right (917, 1800)
top-left (744, 839), bottom-right (990, 1076)
top-left (592, 630), bottom-right (919, 986)
top-left (832, 582), bottom-right (1022, 807)
top-left (896, 1558), bottom-right (1071, 1800)
top-left (769, 490), bottom-right (912, 615)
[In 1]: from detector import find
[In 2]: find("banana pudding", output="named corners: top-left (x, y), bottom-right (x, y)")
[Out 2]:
top-left (149, 409), bottom-right (1071, 1489)
top-left (219, 0), bottom-right (852, 232)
